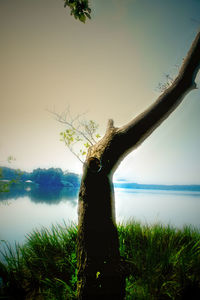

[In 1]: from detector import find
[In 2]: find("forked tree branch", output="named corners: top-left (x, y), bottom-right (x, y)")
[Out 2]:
top-left (90, 31), bottom-right (200, 173)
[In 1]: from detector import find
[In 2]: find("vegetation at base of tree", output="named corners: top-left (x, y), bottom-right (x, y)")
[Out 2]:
top-left (0, 221), bottom-right (200, 299)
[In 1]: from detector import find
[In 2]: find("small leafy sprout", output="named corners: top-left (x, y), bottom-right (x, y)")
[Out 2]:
top-left (55, 108), bottom-right (101, 163)
top-left (157, 74), bottom-right (174, 92)
top-left (156, 67), bottom-right (179, 93)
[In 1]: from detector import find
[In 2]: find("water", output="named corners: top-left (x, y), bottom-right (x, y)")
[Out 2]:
top-left (115, 188), bottom-right (200, 228)
top-left (0, 186), bottom-right (200, 246)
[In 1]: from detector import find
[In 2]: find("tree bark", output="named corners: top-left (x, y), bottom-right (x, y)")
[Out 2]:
top-left (77, 31), bottom-right (200, 299)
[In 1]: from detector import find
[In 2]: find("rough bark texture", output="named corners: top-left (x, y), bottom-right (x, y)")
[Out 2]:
top-left (77, 31), bottom-right (200, 299)
top-left (77, 164), bottom-right (125, 299)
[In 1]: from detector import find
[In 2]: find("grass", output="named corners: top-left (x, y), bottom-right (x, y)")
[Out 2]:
top-left (0, 221), bottom-right (200, 299)
top-left (0, 223), bottom-right (77, 300)
top-left (118, 222), bottom-right (200, 299)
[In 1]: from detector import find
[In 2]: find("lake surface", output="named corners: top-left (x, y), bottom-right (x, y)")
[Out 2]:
top-left (0, 186), bottom-right (200, 247)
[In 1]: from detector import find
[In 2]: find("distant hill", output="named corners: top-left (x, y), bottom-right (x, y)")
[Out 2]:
top-left (114, 181), bottom-right (200, 192)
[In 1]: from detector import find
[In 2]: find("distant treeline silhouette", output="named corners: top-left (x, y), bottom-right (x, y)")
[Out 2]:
top-left (0, 167), bottom-right (80, 204)
top-left (0, 167), bottom-right (80, 188)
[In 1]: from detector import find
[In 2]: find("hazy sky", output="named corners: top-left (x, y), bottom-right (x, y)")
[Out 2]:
top-left (1, 0), bottom-right (200, 184)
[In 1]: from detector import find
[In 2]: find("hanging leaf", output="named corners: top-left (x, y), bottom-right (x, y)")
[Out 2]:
top-left (79, 13), bottom-right (86, 23)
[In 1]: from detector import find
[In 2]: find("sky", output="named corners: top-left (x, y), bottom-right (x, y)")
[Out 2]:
top-left (0, 0), bottom-right (200, 184)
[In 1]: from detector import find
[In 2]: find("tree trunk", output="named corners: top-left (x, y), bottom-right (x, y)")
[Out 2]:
top-left (77, 161), bottom-right (125, 299)
top-left (77, 31), bottom-right (200, 299)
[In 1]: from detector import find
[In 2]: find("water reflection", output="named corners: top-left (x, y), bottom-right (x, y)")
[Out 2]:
top-left (0, 183), bottom-right (78, 205)
top-left (0, 186), bottom-right (200, 246)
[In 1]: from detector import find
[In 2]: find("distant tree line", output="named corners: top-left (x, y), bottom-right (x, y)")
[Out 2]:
top-left (0, 167), bottom-right (80, 189)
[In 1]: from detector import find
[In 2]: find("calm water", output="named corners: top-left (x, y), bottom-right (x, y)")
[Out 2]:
top-left (0, 186), bottom-right (200, 246)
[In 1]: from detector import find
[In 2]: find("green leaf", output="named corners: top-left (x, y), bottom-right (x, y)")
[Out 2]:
top-left (79, 13), bottom-right (86, 23)
top-left (84, 142), bottom-right (90, 148)
top-left (85, 12), bottom-right (91, 19)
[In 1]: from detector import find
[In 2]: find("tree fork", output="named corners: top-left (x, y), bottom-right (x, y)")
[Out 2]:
top-left (77, 31), bottom-right (200, 299)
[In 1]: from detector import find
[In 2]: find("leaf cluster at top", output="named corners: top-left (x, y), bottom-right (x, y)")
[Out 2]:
top-left (63, 0), bottom-right (91, 23)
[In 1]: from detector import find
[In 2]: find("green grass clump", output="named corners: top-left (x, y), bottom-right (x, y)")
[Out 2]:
top-left (118, 221), bottom-right (200, 299)
top-left (0, 221), bottom-right (200, 299)
top-left (0, 223), bottom-right (77, 300)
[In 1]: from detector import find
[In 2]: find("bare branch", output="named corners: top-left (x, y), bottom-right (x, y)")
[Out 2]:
top-left (80, 120), bottom-right (99, 144)
top-left (48, 109), bottom-right (94, 145)
top-left (67, 144), bottom-right (84, 164)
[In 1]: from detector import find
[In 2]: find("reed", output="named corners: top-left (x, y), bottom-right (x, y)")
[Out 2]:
top-left (0, 221), bottom-right (200, 299)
